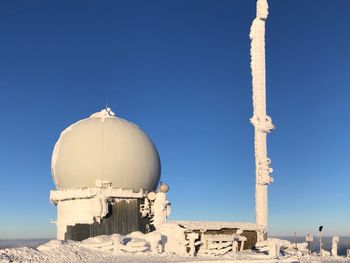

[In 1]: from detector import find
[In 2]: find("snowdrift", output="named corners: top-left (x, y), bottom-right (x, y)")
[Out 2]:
top-left (1, 234), bottom-right (350, 263)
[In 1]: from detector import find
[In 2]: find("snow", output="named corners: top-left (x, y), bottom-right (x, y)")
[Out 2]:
top-left (152, 192), bottom-right (171, 228)
top-left (90, 108), bottom-right (116, 118)
top-left (55, 196), bottom-right (108, 240)
top-left (333, 236), bottom-right (340, 256)
top-left (51, 181), bottom-right (172, 240)
top-left (50, 186), bottom-right (146, 240)
top-left (157, 223), bottom-right (188, 256)
top-left (249, 0), bottom-right (274, 231)
top-left (171, 221), bottom-right (264, 232)
top-left (50, 187), bottom-right (145, 203)
top-left (1, 237), bottom-right (350, 263)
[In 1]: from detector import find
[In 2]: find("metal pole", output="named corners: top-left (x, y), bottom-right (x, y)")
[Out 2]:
top-left (249, 0), bottom-right (274, 240)
top-left (319, 226), bottom-right (323, 259)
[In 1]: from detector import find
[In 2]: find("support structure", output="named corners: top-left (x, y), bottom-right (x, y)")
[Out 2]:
top-left (249, 0), bottom-right (274, 238)
top-left (50, 185), bottom-right (147, 240)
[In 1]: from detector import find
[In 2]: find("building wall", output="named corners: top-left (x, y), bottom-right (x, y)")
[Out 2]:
top-left (65, 199), bottom-right (149, 241)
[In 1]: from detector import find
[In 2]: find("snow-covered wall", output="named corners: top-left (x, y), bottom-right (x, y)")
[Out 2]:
top-left (51, 185), bottom-right (173, 240)
top-left (56, 197), bottom-right (108, 240)
top-left (51, 187), bottom-right (147, 240)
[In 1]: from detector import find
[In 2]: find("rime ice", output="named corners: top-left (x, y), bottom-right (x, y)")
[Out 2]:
top-left (249, 0), bottom-right (274, 237)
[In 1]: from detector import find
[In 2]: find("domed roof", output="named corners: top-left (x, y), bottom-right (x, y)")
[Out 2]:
top-left (51, 108), bottom-right (161, 191)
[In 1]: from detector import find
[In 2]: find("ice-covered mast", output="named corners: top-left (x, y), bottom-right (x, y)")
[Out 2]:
top-left (249, 0), bottom-right (274, 237)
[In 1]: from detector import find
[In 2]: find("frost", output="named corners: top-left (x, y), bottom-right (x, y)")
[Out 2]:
top-left (1, 236), bottom-right (349, 263)
top-left (171, 220), bottom-right (264, 232)
top-left (249, 0), bottom-right (274, 232)
top-left (332, 236), bottom-right (340, 256)
top-left (50, 186), bottom-right (146, 240)
top-left (90, 108), bottom-right (116, 118)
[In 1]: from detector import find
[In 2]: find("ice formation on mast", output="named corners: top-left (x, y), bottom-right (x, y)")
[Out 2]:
top-left (249, 0), bottom-right (274, 235)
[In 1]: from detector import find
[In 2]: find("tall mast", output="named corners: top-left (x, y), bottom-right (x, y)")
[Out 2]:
top-left (249, 0), bottom-right (274, 240)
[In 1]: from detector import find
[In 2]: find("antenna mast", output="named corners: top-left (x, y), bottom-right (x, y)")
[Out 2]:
top-left (249, 0), bottom-right (274, 240)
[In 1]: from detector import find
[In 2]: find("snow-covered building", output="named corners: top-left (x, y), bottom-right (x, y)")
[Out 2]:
top-left (50, 0), bottom-right (275, 243)
top-left (50, 108), bottom-right (265, 254)
top-left (49, 0), bottom-right (275, 250)
top-left (50, 108), bottom-right (169, 241)
top-left (50, 0), bottom-right (274, 246)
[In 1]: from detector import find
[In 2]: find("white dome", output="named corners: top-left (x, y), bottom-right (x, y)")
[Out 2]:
top-left (51, 108), bottom-right (161, 191)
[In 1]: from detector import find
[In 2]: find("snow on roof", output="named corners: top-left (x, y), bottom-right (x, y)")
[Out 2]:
top-left (50, 187), bottom-right (146, 203)
top-left (170, 221), bottom-right (264, 231)
top-left (90, 108), bottom-right (116, 118)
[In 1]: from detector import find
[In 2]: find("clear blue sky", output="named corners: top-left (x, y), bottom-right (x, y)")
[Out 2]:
top-left (0, 0), bottom-right (349, 239)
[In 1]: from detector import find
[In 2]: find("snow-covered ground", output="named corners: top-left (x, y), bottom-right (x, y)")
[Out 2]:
top-left (1, 238), bottom-right (350, 263)
top-left (274, 237), bottom-right (350, 257)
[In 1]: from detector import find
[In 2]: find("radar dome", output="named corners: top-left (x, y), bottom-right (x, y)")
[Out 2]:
top-left (51, 108), bottom-right (161, 191)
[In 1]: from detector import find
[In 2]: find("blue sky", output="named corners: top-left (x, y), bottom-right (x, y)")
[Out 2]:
top-left (0, 0), bottom-right (349, 239)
